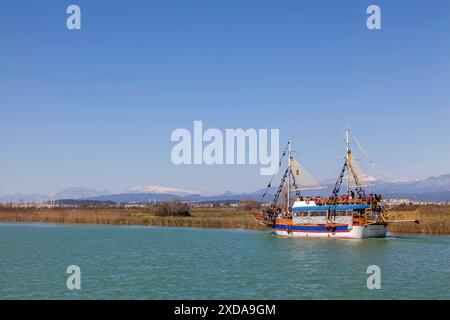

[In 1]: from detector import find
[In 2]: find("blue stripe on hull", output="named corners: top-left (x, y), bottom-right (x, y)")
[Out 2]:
top-left (273, 224), bottom-right (349, 232)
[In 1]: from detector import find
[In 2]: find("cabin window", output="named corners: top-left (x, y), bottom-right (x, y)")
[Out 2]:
top-left (309, 210), bottom-right (327, 216)
top-left (294, 212), bottom-right (310, 217)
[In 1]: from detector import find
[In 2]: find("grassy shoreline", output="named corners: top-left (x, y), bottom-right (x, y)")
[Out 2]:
top-left (385, 205), bottom-right (450, 235)
top-left (0, 205), bottom-right (449, 234)
top-left (0, 207), bottom-right (266, 230)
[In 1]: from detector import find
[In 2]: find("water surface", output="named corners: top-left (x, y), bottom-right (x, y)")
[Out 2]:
top-left (0, 223), bottom-right (448, 299)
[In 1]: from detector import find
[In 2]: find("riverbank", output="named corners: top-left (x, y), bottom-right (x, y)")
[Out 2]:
top-left (0, 205), bottom-right (449, 234)
top-left (386, 205), bottom-right (450, 235)
top-left (0, 206), bottom-right (265, 230)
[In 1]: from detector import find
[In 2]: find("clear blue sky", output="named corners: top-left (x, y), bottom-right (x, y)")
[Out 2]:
top-left (1, 0), bottom-right (449, 195)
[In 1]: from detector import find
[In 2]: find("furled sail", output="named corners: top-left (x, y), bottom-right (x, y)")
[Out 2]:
top-left (289, 157), bottom-right (325, 191)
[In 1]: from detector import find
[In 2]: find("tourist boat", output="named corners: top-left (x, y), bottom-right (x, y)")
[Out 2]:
top-left (253, 129), bottom-right (417, 239)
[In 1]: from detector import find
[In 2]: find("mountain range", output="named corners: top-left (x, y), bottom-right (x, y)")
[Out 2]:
top-left (1, 174), bottom-right (450, 204)
top-left (0, 187), bottom-right (111, 203)
top-left (86, 174), bottom-right (450, 203)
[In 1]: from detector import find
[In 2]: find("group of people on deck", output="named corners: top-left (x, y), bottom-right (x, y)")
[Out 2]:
top-left (298, 192), bottom-right (382, 206)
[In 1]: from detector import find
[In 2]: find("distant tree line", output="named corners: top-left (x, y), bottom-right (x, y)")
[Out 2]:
top-left (156, 200), bottom-right (191, 217)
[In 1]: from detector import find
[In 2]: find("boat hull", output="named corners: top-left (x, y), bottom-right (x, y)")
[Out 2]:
top-left (272, 224), bottom-right (387, 239)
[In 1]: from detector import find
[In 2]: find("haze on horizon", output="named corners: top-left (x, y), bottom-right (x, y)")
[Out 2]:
top-left (1, 0), bottom-right (449, 196)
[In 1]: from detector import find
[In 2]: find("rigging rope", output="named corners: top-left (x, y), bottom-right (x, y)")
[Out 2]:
top-left (271, 167), bottom-right (289, 209)
top-left (260, 141), bottom-right (290, 203)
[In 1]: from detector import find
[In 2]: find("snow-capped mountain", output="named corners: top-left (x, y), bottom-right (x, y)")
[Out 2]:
top-left (405, 174), bottom-right (450, 192)
top-left (128, 185), bottom-right (197, 196)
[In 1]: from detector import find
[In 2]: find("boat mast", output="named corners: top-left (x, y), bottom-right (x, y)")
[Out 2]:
top-left (287, 139), bottom-right (291, 212)
top-left (345, 128), bottom-right (350, 195)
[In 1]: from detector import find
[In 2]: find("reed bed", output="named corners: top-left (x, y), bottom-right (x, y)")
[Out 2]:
top-left (0, 207), bottom-right (264, 230)
top-left (388, 206), bottom-right (450, 235)
top-left (0, 207), bottom-right (150, 225)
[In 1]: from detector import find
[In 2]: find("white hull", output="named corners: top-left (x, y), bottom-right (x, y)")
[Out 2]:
top-left (274, 224), bottom-right (387, 239)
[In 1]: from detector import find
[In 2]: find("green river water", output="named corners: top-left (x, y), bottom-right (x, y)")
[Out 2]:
top-left (0, 223), bottom-right (448, 299)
